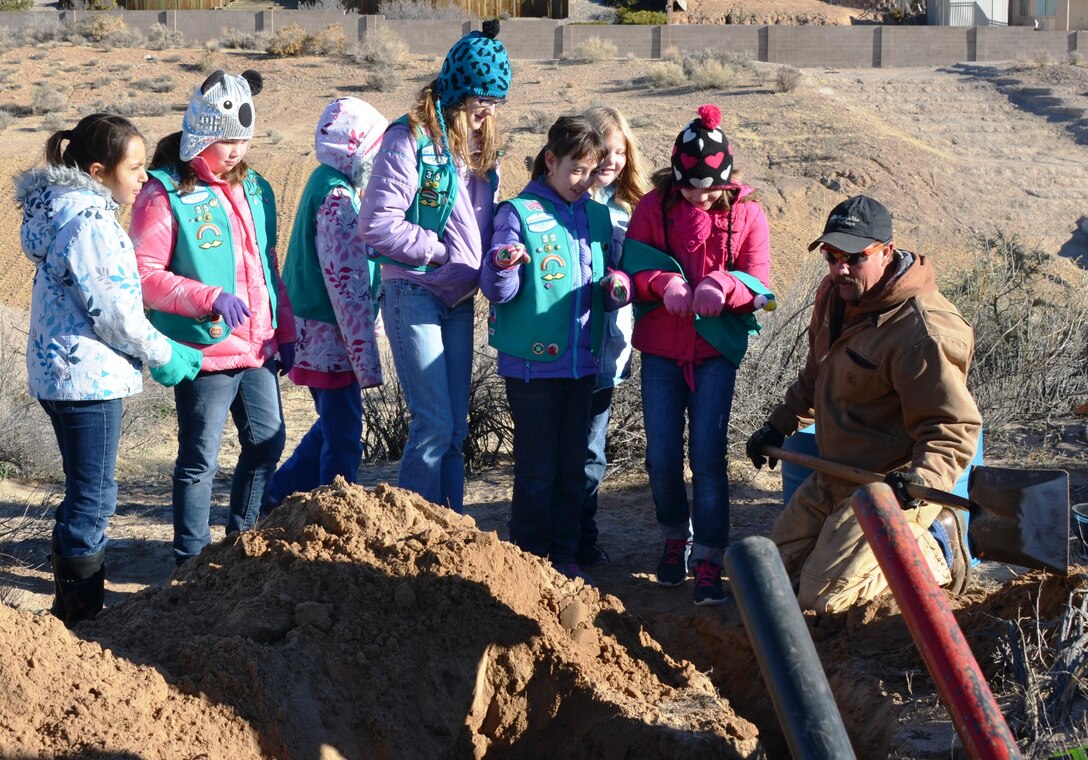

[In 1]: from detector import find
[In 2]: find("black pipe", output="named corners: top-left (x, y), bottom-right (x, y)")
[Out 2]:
top-left (724, 536), bottom-right (856, 760)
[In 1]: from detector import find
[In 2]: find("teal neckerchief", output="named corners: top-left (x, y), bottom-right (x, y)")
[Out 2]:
top-left (487, 194), bottom-right (612, 363)
top-left (146, 166), bottom-right (278, 345)
top-left (620, 238), bottom-right (773, 369)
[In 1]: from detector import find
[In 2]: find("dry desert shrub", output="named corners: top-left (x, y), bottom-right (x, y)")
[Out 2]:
top-left (71, 13), bottom-right (127, 43)
top-left (945, 232), bottom-right (1088, 425)
top-left (690, 59), bottom-right (735, 90)
top-left (366, 67), bottom-right (401, 92)
top-left (37, 113), bottom-right (66, 132)
top-left (0, 110), bottom-right (12, 132)
top-left (0, 305), bottom-right (60, 479)
top-left (0, 26), bottom-right (16, 51)
top-left (219, 28), bottom-right (263, 50)
top-left (31, 84), bottom-right (66, 116)
top-left (303, 24), bottom-right (347, 56)
top-left (776, 65), bottom-right (803, 93)
top-left (573, 36), bottom-right (618, 63)
top-left (146, 23), bottom-right (184, 50)
top-left (646, 61), bottom-right (686, 89)
top-left (101, 26), bottom-right (146, 49)
top-left (266, 23), bottom-right (308, 57)
top-left (132, 75), bottom-right (177, 94)
top-left (351, 26), bottom-right (410, 68)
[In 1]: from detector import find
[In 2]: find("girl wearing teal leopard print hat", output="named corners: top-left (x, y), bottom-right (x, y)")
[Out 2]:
top-left (359, 21), bottom-right (509, 514)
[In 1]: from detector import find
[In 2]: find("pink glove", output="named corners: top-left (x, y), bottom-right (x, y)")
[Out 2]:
top-left (692, 278), bottom-right (729, 317)
top-left (493, 243), bottom-right (530, 270)
top-left (600, 269), bottom-right (632, 309)
top-left (661, 275), bottom-right (693, 317)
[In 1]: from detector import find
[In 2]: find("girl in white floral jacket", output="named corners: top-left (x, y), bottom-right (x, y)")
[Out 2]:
top-left (16, 113), bottom-right (202, 627)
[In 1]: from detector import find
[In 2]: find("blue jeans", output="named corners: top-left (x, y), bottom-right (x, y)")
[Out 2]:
top-left (39, 398), bottom-right (122, 557)
top-left (641, 353), bottom-right (737, 566)
top-left (171, 361), bottom-right (285, 564)
top-left (579, 385), bottom-right (614, 550)
top-left (380, 279), bottom-right (473, 513)
top-left (506, 376), bottom-right (596, 564)
top-left (267, 382), bottom-right (363, 506)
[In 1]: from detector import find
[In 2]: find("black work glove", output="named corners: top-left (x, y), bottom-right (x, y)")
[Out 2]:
top-left (746, 423), bottom-right (786, 470)
top-left (884, 471), bottom-right (926, 509)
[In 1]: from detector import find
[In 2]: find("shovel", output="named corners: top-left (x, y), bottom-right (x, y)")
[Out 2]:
top-left (762, 445), bottom-right (1070, 576)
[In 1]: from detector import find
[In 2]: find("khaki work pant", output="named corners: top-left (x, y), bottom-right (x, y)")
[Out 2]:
top-left (770, 472), bottom-right (951, 615)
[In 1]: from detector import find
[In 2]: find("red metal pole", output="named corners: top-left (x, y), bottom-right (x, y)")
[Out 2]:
top-left (850, 483), bottom-right (1022, 760)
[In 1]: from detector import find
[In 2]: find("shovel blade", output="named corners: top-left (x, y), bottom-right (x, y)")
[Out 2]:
top-left (966, 465), bottom-right (1070, 576)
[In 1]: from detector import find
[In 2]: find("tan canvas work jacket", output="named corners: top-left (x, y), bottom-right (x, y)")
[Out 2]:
top-left (768, 252), bottom-right (982, 492)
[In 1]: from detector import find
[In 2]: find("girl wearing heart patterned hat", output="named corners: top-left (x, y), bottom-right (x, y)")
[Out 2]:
top-left (619, 104), bottom-right (773, 606)
top-left (359, 21), bottom-right (509, 514)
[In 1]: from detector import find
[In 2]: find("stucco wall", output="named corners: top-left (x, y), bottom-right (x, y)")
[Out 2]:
top-left (0, 12), bottom-right (1084, 67)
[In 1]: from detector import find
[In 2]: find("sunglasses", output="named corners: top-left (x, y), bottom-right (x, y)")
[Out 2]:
top-left (473, 96), bottom-right (507, 110)
top-left (821, 241), bottom-right (886, 266)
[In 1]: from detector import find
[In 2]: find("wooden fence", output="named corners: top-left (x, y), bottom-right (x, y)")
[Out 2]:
top-left (126, 0), bottom-right (225, 9)
top-left (350, 0), bottom-right (566, 18)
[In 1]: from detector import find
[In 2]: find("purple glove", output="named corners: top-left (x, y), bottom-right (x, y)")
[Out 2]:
top-left (277, 342), bottom-right (295, 376)
top-left (692, 277), bottom-right (730, 317)
top-left (600, 269), bottom-right (632, 310)
top-left (211, 292), bottom-right (251, 329)
top-left (492, 243), bottom-right (530, 270)
top-left (661, 276), bottom-right (693, 317)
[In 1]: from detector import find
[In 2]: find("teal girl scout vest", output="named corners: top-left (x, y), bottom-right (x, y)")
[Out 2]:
top-left (487, 195), bottom-right (612, 362)
top-left (620, 238), bottom-right (774, 369)
top-left (281, 164), bottom-right (380, 323)
top-left (375, 116), bottom-right (500, 272)
top-left (146, 166), bottom-right (278, 345)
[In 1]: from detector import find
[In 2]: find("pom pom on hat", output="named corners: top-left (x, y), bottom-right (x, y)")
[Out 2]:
top-left (670, 103), bottom-right (734, 191)
top-left (697, 104), bottom-right (721, 130)
top-left (435, 21), bottom-right (511, 109)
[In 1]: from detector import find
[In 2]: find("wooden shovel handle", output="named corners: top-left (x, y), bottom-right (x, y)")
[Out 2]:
top-left (763, 445), bottom-right (971, 511)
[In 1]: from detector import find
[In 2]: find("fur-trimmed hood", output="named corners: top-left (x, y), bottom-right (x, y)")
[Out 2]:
top-left (16, 165), bottom-right (116, 265)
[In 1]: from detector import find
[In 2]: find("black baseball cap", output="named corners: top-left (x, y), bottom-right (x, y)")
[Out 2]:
top-left (807, 195), bottom-right (893, 254)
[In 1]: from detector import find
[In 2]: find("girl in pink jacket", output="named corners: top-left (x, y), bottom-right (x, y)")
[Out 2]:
top-left (130, 70), bottom-right (296, 566)
top-left (623, 105), bottom-right (772, 606)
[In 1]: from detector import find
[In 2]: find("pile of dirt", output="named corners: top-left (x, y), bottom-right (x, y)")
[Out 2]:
top-left (0, 480), bottom-right (760, 758)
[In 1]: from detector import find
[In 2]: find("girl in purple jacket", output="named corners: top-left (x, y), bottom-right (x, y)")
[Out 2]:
top-left (481, 116), bottom-right (622, 584)
top-left (358, 23), bottom-right (509, 514)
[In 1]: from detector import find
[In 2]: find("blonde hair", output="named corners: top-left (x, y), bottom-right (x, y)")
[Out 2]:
top-left (582, 106), bottom-right (649, 214)
top-left (408, 79), bottom-right (500, 177)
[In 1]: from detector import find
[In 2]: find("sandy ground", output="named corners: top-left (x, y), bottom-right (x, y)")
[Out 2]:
top-left (2, 41), bottom-right (1088, 757)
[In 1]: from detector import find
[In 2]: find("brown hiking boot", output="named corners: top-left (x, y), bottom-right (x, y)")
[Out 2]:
top-left (935, 508), bottom-right (970, 595)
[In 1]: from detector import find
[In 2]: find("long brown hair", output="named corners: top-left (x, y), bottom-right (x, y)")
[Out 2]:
top-left (149, 131), bottom-right (249, 194)
top-left (582, 106), bottom-right (649, 214)
top-left (45, 113), bottom-right (142, 177)
top-left (408, 80), bottom-right (500, 177)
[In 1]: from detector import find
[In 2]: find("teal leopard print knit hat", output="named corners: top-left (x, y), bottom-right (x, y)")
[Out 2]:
top-left (435, 20), bottom-right (510, 109)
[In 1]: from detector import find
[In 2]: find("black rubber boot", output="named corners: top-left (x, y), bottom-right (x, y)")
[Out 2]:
top-left (53, 549), bottom-right (106, 628)
top-left (49, 533), bottom-right (65, 621)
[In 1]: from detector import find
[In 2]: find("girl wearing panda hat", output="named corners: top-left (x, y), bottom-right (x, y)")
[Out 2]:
top-left (620, 104), bottom-right (773, 606)
top-left (131, 70), bottom-right (296, 566)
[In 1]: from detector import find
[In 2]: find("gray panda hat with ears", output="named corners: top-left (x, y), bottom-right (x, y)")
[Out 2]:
top-left (180, 69), bottom-right (263, 162)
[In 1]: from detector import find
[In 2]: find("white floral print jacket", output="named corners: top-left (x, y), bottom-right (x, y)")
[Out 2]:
top-left (17, 165), bottom-right (173, 400)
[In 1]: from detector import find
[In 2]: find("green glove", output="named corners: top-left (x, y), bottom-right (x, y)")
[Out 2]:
top-left (149, 340), bottom-right (203, 387)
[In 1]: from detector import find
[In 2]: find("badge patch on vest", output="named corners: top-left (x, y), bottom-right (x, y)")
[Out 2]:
top-left (196, 223), bottom-right (224, 249)
top-left (525, 211), bottom-right (558, 234)
top-left (420, 144), bottom-right (449, 166)
top-left (419, 169), bottom-right (445, 209)
top-left (178, 188), bottom-right (211, 205)
top-left (539, 254), bottom-right (566, 282)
